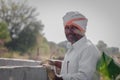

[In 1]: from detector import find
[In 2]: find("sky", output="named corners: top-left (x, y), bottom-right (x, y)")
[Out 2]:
top-left (28, 0), bottom-right (120, 49)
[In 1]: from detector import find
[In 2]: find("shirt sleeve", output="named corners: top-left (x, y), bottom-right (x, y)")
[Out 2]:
top-left (61, 45), bottom-right (100, 80)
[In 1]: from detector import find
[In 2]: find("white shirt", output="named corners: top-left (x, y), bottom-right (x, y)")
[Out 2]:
top-left (60, 36), bottom-right (100, 80)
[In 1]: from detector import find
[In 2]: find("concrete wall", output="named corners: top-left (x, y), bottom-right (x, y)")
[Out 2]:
top-left (0, 58), bottom-right (41, 66)
top-left (0, 58), bottom-right (49, 80)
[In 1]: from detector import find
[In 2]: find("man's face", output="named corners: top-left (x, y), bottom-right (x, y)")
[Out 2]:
top-left (65, 25), bottom-right (84, 44)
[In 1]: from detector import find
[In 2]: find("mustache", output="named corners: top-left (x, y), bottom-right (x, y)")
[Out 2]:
top-left (66, 33), bottom-right (83, 42)
top-left (65, 29), bottom-right (85, 36)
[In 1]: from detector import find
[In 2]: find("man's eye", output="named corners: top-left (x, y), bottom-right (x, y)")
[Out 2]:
top-left (71, 27), bottom-right (75, 30)
top-left (71, 25), bottom-right (78, 29)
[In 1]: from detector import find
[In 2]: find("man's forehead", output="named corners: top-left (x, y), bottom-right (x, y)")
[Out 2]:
top-left (65, 25), bottom-right (79, 29)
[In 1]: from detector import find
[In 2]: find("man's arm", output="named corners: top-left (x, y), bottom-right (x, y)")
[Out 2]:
top-left (49, 60), bottom-right (63, 80)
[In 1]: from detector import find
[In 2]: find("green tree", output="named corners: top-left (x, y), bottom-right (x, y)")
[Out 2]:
top-left (0, 0), bottom-right (44, 53)
top-left (6, 20), bottom-right (44, 54)
top-left (0, 0), bottom-right (42, 40)
top-left (0, 22), bottom-right (10, 41)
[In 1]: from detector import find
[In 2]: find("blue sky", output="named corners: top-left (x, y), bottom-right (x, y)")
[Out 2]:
top-left (28, 0), bottom-right (120, 49)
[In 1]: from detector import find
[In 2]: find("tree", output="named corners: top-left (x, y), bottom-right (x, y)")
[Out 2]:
top-left (0, 0), bottom-right (44, 53)
top-left (96, 40), bottom-right (107, 52)
top-left (96, 40), bottom-right (120, 55)
top-left (0, 0), bottom-right (42, 40)
top-left (0, 21), bottom-right (10, 41)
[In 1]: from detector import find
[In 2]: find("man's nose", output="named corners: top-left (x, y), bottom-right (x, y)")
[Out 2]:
top-left (69, 28), bottom-right (74, 33)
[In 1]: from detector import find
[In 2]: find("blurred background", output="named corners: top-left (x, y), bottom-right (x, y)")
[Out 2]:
top-left (0, 0), bottom-right (120, 61)
top-left (0, 0), bottom-right (120, 79)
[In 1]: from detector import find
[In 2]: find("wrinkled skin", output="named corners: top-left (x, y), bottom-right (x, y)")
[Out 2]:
top-left (65, 25), bottom-right (84, 44)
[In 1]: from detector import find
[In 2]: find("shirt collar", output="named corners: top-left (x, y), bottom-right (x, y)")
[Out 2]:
top-left (72, 36), bottom-right (87, 49)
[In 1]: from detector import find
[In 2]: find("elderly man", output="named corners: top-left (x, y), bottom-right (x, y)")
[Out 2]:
top-left (49, 11), bottom-right (100, 80)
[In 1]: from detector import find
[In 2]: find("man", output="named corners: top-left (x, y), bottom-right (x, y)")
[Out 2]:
top-left (49, 11), bottom-right (100, 80)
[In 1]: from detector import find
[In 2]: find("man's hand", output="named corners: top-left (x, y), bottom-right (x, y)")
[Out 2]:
top-left (48, 59), bottom-right (55, 66)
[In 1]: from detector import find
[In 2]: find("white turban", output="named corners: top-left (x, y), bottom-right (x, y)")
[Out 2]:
top-left (63, 11), bottom-right (88, 32)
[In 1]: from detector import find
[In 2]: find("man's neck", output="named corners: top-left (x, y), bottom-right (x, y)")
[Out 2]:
top-left (71, 35), bottom-right (84, 44)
